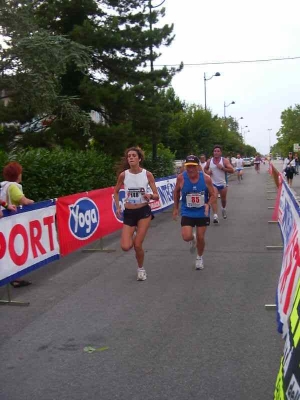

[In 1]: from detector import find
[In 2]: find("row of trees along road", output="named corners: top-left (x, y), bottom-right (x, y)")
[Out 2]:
top-left (0, 0), bottom-right (257, 167)
top-left (271, 105), bottom-right (300, 157)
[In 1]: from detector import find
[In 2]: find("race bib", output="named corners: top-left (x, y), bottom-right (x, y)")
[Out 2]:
top-left (126, 188), bottom-right (145, 204)
top-left (186, 192), bottom-right (205, 208)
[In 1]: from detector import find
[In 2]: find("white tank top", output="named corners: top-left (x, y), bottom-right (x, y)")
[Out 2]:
top-left (124, 169), bottom-right (149, 205)
top-left (236, 158), bottom-right (244, 168)
top-left (209, 157), bottom-right (226, 186)
top-left (200, 162), bottom-right (207, 170)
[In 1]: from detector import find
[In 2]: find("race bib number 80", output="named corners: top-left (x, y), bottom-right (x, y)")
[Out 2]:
top-left (186, 193), bottom-right (204, 208)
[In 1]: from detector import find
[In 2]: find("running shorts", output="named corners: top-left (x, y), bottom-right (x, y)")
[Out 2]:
top-left (123, 205), bottom-right (153, 227)
top-left (213, 184), bottom-right (226, 191)
top-left (181, 216), bottom-right (210, 227)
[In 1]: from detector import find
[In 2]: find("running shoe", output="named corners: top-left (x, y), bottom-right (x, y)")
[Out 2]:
top-left (218, 193), bottom-right (221, 198)
top-left (189, 233), bottom-right (196, 254)
top-left (222, 209), bottom-right (227, 219)
top-left (213, 214), bottom-right (219, 224)
top-left (195, 256), bottom-right (204, 270)
top-left (137, 269), bottom-right (147, 281)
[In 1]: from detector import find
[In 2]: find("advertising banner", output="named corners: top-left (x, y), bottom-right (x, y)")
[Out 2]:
top-left (57, 176), bottom-right (177, 256)
top-left (274, 279), bottom-right (300, 400)
top-left (277, 180), bottom-right (300, 334)
top-left (0, 200), bottom-right (59, 287)
top-left (56, 188), bottom-right (123, 256)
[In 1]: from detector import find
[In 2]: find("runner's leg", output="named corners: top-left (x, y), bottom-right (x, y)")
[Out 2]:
top-left (121, 224), bottom-right (136, 251)
top-left (134, 216), bottom-right (151, 268)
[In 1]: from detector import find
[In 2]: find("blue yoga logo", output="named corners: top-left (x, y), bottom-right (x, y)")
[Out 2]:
top-left (112, 189), bottom-right (126, 222)
top-left (69, 198), bottom-right (99, 240)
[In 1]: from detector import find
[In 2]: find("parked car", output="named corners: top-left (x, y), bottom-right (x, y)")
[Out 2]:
top-left (243, 158), bottom-right (252, 167)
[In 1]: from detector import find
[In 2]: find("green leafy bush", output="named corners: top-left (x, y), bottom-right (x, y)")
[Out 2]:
top-left (0, 145), bottom-right (175, 202)
top-left (143, 144), bottom-right (176, 178)
top-left (0, 149), bottom-right (115, 201)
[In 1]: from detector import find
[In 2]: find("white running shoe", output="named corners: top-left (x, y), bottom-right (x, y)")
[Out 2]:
top-left (213, 214), bottom-right (219, 224)
top-left (222, 208), bottom-right (227, 219)
top-left (189, 233), bottom-right (196, 254)
top-left (137, 269), bottom-right (147, 281)
top-left (218, 193), bottom-right (221, 198)
top-left (195, 257), bottom-right (204, 270)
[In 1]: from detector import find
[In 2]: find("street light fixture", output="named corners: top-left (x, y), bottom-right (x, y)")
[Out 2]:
top-left (224, 101), bottom-right (235, 118)
top-left (204, 72), bottom-right (221, 110)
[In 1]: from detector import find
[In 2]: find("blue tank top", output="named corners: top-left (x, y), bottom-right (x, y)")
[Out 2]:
top-left (181, 171), bottom-right (209, 218)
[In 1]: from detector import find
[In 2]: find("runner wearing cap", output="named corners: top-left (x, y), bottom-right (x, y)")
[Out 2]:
top-left (173, 155), bottom-right (215, 270)
top-left (114, 147), bottom-right (159, 281)
top-left (204, 145), bottom-right (234, 223)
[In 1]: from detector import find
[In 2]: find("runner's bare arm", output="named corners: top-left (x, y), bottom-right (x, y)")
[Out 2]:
top-left (204, 175), bottom-right (216, 206)
top-left (204, 160), bottom-right (212, 175)
top-left (172, 174), bottom-right (183, 219)
top-left (223, 158), bottom-right (234, 174)
top-left (113, 172), bottom-right (125, 208)
top-left (145, 171), bottom-right (159, 201)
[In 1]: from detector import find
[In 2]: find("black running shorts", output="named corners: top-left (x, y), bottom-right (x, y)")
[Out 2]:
top-left (181, 216), bottom-right (210, 227)
top-left (123, 205), bottom-right (153, 227)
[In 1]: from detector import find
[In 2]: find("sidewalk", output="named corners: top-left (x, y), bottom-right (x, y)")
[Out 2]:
top-left (0, 164), bottom-right (283, 400)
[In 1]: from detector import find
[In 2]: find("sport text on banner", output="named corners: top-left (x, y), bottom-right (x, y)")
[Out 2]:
top-left (0, 201), bottom-right (59, 287)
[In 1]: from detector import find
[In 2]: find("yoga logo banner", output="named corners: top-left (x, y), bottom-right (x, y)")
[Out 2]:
top-left (57, 188), bottom-right (122, 256)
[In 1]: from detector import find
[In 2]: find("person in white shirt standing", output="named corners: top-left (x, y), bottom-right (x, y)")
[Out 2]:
top-left (114, 147), bottom-right (159, 281)
top-left (204, 145), bottom-right (234, 223)
top-left (199, 154), bottom-right (207, 171)
top-left (235, 154), bottom-right (244, 183)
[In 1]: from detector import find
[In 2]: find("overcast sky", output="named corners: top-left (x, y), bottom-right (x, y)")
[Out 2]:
top-left (156, 0), bottom-right (300, 155)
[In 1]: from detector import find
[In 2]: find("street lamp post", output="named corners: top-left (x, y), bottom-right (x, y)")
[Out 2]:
top-left (268, 128), bottom-right (272, 155)
top-left (224, 101), bottom-right (235, 118)
top-left (204, 72), bottom-right (221, 110)
top-left (241, 125), bottom-right (248, 142)
top-left (148, 0), bottom-right (166, 161)
top-left (244, 129), bottom-right (250, 143)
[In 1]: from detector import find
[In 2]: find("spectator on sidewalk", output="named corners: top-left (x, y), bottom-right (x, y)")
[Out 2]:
top-left (283, 152), bottom-right (296, 188)
top-left (1, 162), bottom-right (34, 288)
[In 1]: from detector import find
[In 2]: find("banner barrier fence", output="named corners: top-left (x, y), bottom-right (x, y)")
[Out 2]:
top-left (270, 164), bottom-right (300, 399)
top-left (0, 175), bottom-right (176, 287)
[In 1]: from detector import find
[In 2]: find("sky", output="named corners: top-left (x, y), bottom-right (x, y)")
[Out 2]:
top-left (155, 0), bottom-right (300, 154)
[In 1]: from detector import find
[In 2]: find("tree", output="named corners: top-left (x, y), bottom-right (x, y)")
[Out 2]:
top-left (275, 105), bottom-right (300, 156)
top-left (0, 0), bottom-right (182, 155)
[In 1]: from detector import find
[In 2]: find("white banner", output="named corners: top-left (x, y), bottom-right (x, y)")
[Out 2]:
top-left (150, 176), bottom-right (177, 212)
top-left (0, 202), bottom-right (60, 286)
top-left (277, 180), bottom-right (300, 334)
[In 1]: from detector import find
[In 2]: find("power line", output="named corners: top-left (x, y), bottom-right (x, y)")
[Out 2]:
top-left (153, 56), bottom-right (300, 68)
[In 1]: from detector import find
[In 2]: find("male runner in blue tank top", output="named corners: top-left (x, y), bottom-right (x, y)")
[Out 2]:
top-left (173, 155), bottom-right (215, 270)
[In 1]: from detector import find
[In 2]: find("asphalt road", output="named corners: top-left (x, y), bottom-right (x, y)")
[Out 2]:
top-left (0, 164), bottom-right (284, 400)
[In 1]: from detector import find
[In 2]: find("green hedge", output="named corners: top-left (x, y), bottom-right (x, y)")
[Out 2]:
top-left (0, 149), bottom-right (116, 201)
top-left (0, 146), bottom-right (175, 202)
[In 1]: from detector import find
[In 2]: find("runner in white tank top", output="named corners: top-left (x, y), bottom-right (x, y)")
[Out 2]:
top-left (204, 145), bottom-right (234, 224)
top-left (235, 154), bottom-right (244, 183)
top-left (114, 147), bottom-right (159, 281)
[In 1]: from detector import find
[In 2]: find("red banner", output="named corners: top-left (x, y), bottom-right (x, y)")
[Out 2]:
top-left (56, 188), bottom-right (122, 256)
